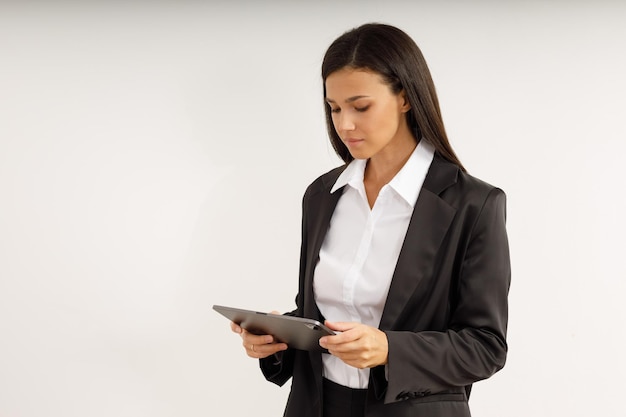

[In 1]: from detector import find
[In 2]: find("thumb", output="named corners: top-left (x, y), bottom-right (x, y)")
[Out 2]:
top-left (324, 321), bottom-right (357, 332)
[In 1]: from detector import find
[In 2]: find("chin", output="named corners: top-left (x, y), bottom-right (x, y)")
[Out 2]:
top-left (348, 153), bottom-right (369, 161)
top-left (347, 149), bottom-right (372, 160)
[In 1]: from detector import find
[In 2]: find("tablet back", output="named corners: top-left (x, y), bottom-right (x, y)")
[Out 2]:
top-left (213, 304), bottom-right (334, 351)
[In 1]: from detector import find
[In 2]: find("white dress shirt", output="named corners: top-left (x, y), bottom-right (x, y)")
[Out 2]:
top-left (313, 140), bottom-right (435, 389)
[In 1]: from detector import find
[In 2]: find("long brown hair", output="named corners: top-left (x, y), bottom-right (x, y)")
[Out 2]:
top-left (322, 23), bottom-right (465, 172)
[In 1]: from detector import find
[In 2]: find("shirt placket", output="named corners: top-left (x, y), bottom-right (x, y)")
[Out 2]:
top-left (342, 185), bottom-right (388, 322)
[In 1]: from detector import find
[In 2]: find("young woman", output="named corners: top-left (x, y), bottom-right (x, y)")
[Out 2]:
top-left (231, 23), bottom-right (510, 417)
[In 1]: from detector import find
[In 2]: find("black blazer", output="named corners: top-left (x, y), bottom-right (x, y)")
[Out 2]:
top-left (260, 154), bottom-right (511, 417)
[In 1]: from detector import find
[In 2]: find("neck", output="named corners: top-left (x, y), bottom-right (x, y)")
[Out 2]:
top-left (365, 138), bottom-right (418, 185)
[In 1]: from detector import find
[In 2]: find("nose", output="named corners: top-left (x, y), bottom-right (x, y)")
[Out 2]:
top-left (335, 112), bottom-right (356, 133)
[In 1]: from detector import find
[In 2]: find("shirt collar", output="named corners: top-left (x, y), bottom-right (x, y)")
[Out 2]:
top-left (330, 139), bottom-right (435, 208)
top-left (331, 158), bottom-right (367, 194)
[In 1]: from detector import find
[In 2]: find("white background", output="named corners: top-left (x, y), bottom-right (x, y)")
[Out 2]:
top-left (1, 1), bottom-right (625, 416)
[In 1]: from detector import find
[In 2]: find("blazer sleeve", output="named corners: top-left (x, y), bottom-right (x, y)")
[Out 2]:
top-left (381, 187), bottom-right (511, 403)
top-left (258, 187), bottom-right (313, 386)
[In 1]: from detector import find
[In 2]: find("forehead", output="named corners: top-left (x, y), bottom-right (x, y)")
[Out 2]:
top-left (325, 68), bottom-right (391, 99)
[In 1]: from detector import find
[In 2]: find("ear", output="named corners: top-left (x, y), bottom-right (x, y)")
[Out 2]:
top-left (398, 90), bottom-right (411, 113)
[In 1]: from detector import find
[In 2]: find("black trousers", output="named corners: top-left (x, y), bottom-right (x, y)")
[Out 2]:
top-left (322, 378), bottom-right (368, 417)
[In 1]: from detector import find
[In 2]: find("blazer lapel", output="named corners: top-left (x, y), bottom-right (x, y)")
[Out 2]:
top-left (300, 168), bottom-right (345, 394)
top-left (302, 169), bottom-right (345, 320)
top-left (379, 155), bottom-right (459, 330)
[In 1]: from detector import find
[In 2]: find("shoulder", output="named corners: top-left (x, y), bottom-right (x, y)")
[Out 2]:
top-left (456, 170), bottom-right (505, 200)
top-left (428, 155), bottom-right (506, 209)
top-left (454, 171), bottom-right (507, 221)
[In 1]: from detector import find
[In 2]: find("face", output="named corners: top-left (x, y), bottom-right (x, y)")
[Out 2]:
top-left (325, 67), bottom-right (414, 161)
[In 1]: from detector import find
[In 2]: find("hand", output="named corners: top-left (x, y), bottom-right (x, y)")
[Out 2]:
top-left (319, 321), bottom-right (388, 369)
top-left (230, 311), bottom-right (288, 359)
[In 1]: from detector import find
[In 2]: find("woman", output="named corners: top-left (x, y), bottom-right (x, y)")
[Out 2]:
top-left (231, 23), bottom-right (510, 417)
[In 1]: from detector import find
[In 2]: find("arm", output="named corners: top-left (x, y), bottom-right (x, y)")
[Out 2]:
top-left (257, 186), bottom-right (313, 386)
top-left (256, 308), bottom-right (298, 386)
top-left (381, 188), bottom-right (510, 402)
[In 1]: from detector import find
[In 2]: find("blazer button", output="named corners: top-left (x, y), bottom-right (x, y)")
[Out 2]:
top-left (396, 392), bottom-right (409, 400)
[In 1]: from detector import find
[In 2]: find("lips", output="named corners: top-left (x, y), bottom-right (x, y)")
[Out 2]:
top-left (344, 138), bottom-right (364, 147)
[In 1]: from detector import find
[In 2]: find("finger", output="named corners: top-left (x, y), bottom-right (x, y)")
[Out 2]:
top-left (241, 330), bottom-right (275, 345)
top-left (327, 327), bottom-right (384, 351)
top-left (254, 341), bottom-right (289, 355)
top-left (245, 341), bottom-right (289, 359)
top-left (324, 321), bottom-right (359, 332)
top-left (320, 336), bottom-right (359, 352)
top-left (325, 349), bottom-right (371, 369)
top-left (326, 342), bottom-right (380, 366)
top-left (320, 326), bottom-right (362, 347)
top-left (230, 321), bottom-right (242, 334)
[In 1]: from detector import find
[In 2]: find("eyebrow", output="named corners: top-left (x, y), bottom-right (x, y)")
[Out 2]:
top-left (325, 95), bottom-right (371, 104)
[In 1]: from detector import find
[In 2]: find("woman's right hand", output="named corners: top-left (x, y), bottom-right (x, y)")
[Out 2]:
top-left (230, 311), bottom-right (289, 359)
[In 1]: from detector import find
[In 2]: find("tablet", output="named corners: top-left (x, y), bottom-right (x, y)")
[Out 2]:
top-left (213, 305), bottom-right (335, 351)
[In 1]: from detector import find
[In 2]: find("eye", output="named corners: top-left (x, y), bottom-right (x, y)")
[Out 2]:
top-left (330, 107), bottom-right (341, 114)
top-left (355, 105), bottom-right (370, 113)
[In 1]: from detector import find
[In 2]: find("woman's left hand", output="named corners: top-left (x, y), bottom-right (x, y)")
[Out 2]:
top-left (319, 321), bottom-right (388, 369)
